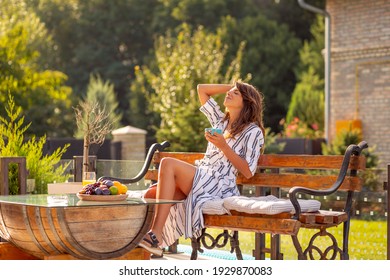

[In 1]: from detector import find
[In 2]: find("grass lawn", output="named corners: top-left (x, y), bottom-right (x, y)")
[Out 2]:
top-left (179, 219), bottom-right (387, 260)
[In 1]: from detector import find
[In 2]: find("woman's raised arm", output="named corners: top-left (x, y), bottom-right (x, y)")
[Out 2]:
top-left (197, 84), bottom-right (233, 106)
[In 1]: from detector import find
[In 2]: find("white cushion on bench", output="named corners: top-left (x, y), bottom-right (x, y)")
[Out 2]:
top-left (202, 198), bottom-right (230, 215)
top-left (223, 195), bottom-right (321, 215)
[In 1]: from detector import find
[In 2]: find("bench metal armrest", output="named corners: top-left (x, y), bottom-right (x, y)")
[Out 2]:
top-left (289, 141), bottom-right (368, 219)
top-left (98, 141), bottom-right (170, 184)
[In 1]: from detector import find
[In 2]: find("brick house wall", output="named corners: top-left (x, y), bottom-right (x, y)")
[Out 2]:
top-left (326, 0), bottom-right (390, 172)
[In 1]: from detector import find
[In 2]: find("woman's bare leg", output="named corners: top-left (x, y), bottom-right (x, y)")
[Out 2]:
top-left (149, 158), bottom-right (196, 244)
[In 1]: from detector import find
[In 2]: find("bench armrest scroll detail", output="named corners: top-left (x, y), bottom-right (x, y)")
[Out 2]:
top-left (289, 141), bottom-right (368, 219)
top-left (97, 141), bottom-right (171, 184)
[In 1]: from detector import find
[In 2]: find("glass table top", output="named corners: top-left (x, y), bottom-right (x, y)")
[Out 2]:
top-left (0, 193), bottom-right (182, 208)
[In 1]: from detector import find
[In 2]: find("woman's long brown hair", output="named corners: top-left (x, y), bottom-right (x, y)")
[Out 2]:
top-left (223, 81), bottom-right (265, 141)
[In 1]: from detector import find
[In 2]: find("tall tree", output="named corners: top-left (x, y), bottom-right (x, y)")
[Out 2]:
top-left (286, 15), bottom-right (325, 133)
top-left (0, 0), bottom-right (74, 137)
top-left (132, 25), bottom-right (244, 152)
top-left (25, 0), bottom-right (320, 137)
top-left (219, 15), bottom-right (301, 130)
top-left (253, 0), bottom-right (325, 41)
top-left (30, 0), bottom-right (159, 126)
top-left (75, 74), bottom-right (122, 139)
top-left (160, 0), bottom-right (256, 31)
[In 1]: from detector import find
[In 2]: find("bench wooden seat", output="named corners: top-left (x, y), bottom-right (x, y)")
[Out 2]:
top-left (144, 141), bottom-right (368, 260)
top-left (204, 209), bottom-right (349, 233)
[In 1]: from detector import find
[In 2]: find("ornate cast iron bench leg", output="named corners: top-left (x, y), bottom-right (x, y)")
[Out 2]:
top-left (291, 235), bottom-right (307, 260)
top-left (190, 229), bottom-right (243, 260)
top-left (230, 231), bottom-right (243, 260)
top-left (292, 229), bottom-right (344, 260)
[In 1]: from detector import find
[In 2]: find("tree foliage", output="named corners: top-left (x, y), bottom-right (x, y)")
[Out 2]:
top-left (133, 25), bottom-right (244, 151)
top-left (252, 0), bottom-right (325, 41)
top-left (7, 0), bottom-right (321, 139)
top-left (152, 0), bottom-right (306, 131)
top-left (286, 15), bottom-right (325, 134)
top-left (0, 0), bottom-right (74, 137)
top-left (29, 0), bottom-right (159, 126)
top-left (164, 0), bottom-right (256, 31)
top-left (0, 96), bottom-right (70, 194)
top-left (75, 74), bottom-right (122, 138)
top-left (286, 67), bottom-right (324, 130)
top-left (218, 15), bottom-right (301, 129)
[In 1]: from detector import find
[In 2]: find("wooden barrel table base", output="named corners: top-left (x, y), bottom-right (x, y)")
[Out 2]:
top-left (0, 195), bottom-right (160, 260)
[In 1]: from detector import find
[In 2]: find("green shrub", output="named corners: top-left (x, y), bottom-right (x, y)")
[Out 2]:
top-left (0, 95), bottom-right (70, 194)
top-left (264, 127), bottom-right (285, 154)
top-left (322, 128), bottom-right (381, 191)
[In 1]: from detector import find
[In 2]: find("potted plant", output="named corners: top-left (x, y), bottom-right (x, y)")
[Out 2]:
top-left (74, 101), bottom-right (113, 181)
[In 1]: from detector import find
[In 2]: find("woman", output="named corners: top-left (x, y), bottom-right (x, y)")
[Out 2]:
top-left (139, 81), bottom-right (265, 256)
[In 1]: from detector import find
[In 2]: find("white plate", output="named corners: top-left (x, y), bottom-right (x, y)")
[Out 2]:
top-left (76, 193), bottom-right (128, 201)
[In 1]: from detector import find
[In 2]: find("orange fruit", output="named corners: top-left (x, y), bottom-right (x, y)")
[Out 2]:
top-left (113, 181), bottom-right (122, 187)
top-left (118, 184), bottom-right (128, 195)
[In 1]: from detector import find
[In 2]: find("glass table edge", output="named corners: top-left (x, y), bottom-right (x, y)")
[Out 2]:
top-left (0, 194), bottom-right (183, 208)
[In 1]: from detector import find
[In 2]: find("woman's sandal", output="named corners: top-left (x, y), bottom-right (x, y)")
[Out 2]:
top-left (138, 231), bottom-right (163, 257)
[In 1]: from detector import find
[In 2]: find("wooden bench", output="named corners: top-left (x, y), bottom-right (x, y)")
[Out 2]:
top-left (145, 141), bottom-right (368, 260)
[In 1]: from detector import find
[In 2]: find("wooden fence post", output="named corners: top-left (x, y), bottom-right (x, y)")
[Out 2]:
top-left (0, 157), bottom-right (27, 195)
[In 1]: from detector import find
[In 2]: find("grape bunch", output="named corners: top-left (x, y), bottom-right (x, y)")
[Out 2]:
top-left (82, 182), bottom-right (100, 195)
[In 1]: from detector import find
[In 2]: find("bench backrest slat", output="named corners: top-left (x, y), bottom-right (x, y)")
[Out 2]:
top-left (153, 152), bottom-right (366, 170)
top-left (237, 173), bottom-right (363, 191)
top-left (146, 152), bottom-right (366, 193)
top-left (145, 170), bottom-right (363, 192)
top-left (258, 154), bottom-right (366, 170)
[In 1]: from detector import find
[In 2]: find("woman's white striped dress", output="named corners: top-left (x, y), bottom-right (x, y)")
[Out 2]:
top-left (161, 98), bottom-right (264, 247)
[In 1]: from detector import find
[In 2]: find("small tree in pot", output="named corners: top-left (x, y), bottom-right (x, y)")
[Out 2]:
top-left (74, 101), bottom-right (113, 174)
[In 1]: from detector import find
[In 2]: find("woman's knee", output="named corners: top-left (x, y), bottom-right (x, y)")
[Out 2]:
top-left (160, 157), bottom-right (176, 168)
top-left (160, 157), bottom-right (190, 172)
top-left (159, 158), bottom-right (196, 190)
top-left (159, 158), bottom-right (179, 174)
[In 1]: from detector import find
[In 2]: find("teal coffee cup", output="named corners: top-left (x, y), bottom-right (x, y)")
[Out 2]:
top-left (205, 128), bottom-right (222, 135)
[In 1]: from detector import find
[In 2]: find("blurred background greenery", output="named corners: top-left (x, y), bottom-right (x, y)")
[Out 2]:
top-left (1, 0), bottom-right (326, 151)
